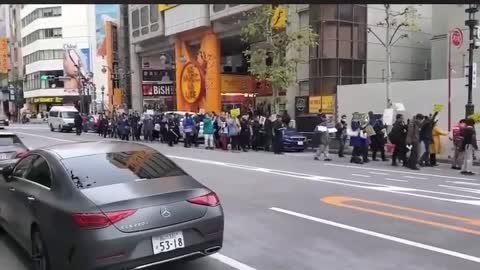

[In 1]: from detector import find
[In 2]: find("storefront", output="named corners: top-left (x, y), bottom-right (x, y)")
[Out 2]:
top-left (142, 82), bottom-right (176, 111)
top-left (29, 96), bottom-right (81, 113)
top-left (142, 55), bottom-right (176, 111)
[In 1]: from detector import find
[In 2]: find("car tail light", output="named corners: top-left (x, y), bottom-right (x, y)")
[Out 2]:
top-left (72, 209), bottom-right (136, 229)
top-left (187, 192), bottom-right (220, 207)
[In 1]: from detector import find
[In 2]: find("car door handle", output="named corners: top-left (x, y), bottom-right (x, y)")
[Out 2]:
top-left (9, 187), bottom-right (15, 192)
top-left (26, 196), bottom-right (36, 202)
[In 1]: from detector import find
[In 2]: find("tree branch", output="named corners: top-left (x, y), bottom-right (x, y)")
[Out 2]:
top-left (389, 22), bottom-right (407, 46)
top-left (368, 27), bottom-right (387, 48)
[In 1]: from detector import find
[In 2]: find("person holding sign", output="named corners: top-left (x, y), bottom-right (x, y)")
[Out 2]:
top-left (314, 113), bottom-right (332, 161)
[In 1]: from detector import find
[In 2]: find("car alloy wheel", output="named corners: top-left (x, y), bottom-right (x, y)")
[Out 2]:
top-left (32, 230), bottom-right (50, 270)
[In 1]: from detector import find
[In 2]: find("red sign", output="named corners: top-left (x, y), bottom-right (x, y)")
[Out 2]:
top-left (451, 28), bottom-right (463, 48)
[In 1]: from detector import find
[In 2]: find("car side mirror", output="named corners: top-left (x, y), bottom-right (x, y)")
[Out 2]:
top-left (0, 164), bottom-right (14, 182)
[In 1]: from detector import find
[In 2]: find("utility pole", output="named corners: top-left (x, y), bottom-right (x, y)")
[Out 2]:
top-left (118, 4), bottom-right (132, 110)
top-left (465, 4), bottom-right (479, 118)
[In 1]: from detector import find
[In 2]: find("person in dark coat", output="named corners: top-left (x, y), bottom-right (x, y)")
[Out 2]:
top-left (371, 118), bottom-right (388, 161)
top-left (251, 116), bottom-right (261, 151)
top-left (406, 114), bottom-right (424, 170)
top-left (263, 116), bottom-right (273, 152)
top-left (167, 116), bottom-right (178, 147)
top-left (282, 110), bottom-right (291, 127)
top-left (389, 114), bottom-right (408, 167)
top-left (335, 115), bottom-right (348, 158)
top-left (272, 114), bottom-right (285, 154)
top-left (239, 116), bottom-right (250, 152)
top-left (101, 116), bottom-right (109, 138)
top-left (74, 113), bottom-right (83, 136)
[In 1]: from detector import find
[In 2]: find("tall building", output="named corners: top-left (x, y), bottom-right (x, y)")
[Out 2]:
top-left (20, 4), bottom-right (92, 113)
top-left (127, 5), bottom-right (432, 116)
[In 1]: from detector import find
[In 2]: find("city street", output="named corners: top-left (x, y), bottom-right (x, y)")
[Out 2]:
top-left (1, 123), bottom-right (480, 270)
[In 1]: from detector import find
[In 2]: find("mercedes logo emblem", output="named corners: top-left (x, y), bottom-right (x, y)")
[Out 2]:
top-left (161, 207), bottom-right (171, 218)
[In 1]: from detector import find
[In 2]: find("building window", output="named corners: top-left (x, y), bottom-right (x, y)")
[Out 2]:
top-left (213, 4), bottom-right (226, 12)
top-left (23, 49), bottom-right (64, 65)
top-left (22, 28), bottom-right (62, 46)
top-left (150, 4), bottom-right (159, 23)
top-left (132, 9), bottom-right (140, 29)
top-left (21, 6), bottom-right (61, 27)
top-left (309, 4), bottom-right (367, 97)
top-left (140, 6), bottom-right (148, 27)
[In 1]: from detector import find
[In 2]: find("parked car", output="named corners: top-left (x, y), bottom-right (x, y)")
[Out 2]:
top-left (48, 106), bottom-right (79, 132)
top-left (0, 141), bottom-right (224, 270)
top-left (0, 132), bottom-right (28, 161)
top-left (282, 128), bottom-right (307, 152)
top-left (0, 115), bottom-right (10, 128)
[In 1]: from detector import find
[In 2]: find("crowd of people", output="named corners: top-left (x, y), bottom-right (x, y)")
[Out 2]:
top-left (328, 110), bottom-right (478, 175)
top-left (74, 110), bottom-right (293, 155)
top-left (72, 108), bottom-right (478, 175)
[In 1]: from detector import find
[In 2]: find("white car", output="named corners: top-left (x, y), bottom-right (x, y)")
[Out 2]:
top-left (48, 106), bottom-right (79, 132)
top-left (164, 111), bottom-right (204, 139)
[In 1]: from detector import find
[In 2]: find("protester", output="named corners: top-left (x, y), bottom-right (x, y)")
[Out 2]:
top-left (406, 113), bottom-right (424, 170)
top-left (460, 118), bottom-right (478, 175)
top-left (263, 116), bottom-right (273, 152)
top-left (335, 115), bottom-right (348, 158)
top-left (314, 113), bottom-right (331, 161)
top-left (251, 116), bottom-right (262, 151)
top-left (429, 121), bottom-right (448, 166)
top-left (239, 116), bottom-right (250, 152)
top-left (183, 113), bottom-right (195, 148)
top-left (389, 114), bottom-right (408, 167)
top-left (203, 113), bottom-right (215, 150)
top-left (451, 119), bottom-right (466, 170)
top-left (349, 119), bottom-right (366, 164)
top-left (371, 118), bottom-right (388, 161)
top-left (272, 114), bottom-right (284, 154)
top-left (227, 114), bottom-right (240, 152)
top-left (167, 115), bottom-right (178, 147)
top-left (282, 110), bottom-right (291, 127)
top-left (143, 114), bottom-right (154, 142)
top-left (419, 115), bottom-right (434, 166)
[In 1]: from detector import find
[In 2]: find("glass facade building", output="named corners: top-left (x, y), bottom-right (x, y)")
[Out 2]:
top-left (309, 4), bottom-right (368, 96)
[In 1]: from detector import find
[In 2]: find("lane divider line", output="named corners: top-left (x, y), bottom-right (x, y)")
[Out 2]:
top-left (209, 253), bottom-right (258, 270)
top-left (270, 207), bottom-right (480, 264)
top-left (369, 172), bottom-right (389, 175)
top-left (403, 176), bottom-right (429, 180)
top-left (446, 181), bottom-right (480, 187)
top-left (384, 178), bottom-right (409, 182)
top-left (351, 174), bottom-right (371, 178)
top-left (324, 163), bottom-right (477, 181)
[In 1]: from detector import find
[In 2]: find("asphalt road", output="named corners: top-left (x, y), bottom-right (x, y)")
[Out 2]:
top-left (2, 123), bottom-right (480, 270)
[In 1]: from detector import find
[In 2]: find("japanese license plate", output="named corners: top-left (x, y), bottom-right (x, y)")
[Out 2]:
top-left (0, 153), bottom-right (7, 160)
top-left (297, 141), bottom-right (304, 146)
top-left (152, 231), bottom-right (185, 254)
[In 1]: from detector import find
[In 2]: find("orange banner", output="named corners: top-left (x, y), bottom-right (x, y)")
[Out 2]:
top-left (0, 38), bottom-right (8, 74)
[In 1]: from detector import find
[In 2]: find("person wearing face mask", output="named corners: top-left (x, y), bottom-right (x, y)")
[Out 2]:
top-left (335, 115), bottom-right (348, 158)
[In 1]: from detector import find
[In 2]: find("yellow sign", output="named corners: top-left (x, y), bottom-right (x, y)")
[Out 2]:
top-left (433, 104), bottom-right (444, 112)
top-left (220, 74), bottom-right (254, 93)
top-left (309, 95), bottom-right (335, 114)
top-left (180, 63), bottom-right (203, 104)
top-left (271, 6), bottom-right (288, 29)
top-left (159, 4), bottom-right (178, 12)
top-left (33, 97), bottom-right (64, 104)
top-left (230, 108), bottom-right (240, 118)
top-left (0, 38), bottom-right (8, 74)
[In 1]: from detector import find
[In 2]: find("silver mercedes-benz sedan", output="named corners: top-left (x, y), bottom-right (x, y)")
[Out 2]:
top-left (0, 141), bottom-right (224, 270)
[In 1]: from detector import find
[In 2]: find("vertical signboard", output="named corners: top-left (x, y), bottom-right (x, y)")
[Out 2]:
top-left (0, 37), bottom-right (8, 74)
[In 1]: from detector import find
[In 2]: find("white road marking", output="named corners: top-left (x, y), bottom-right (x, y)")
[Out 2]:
top-left (369, 172), bottom-right (389, 175)
top-left (168, 155), bottom-right (480, 206)
top-left (439, 185), bottom-right (480, 195)
top-left (14, 131), bottom-right (75, 143)
top-left (351, 174), bottom-right (371, 178)
top-left (270, 207), bottom-right (480, 264)
top-left (403, 176), bottom-right (429, 180)
top-left (210, 253), bottom-right (258, 270)
top-left (446, 181), bottom-right (480, 187)
top-left (324, 163), bottom-right (476, 181)
top-left (384, 178), bottom-right (409, 183)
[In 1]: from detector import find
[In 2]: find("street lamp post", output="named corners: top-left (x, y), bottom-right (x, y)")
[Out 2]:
top-left (101, 85), bottom-right (105, 113)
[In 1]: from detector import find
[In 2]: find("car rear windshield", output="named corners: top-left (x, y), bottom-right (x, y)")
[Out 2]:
top-left (0, 135), bottom-right (21, 146)
top-left (61, 151), bottom-right (186, 189)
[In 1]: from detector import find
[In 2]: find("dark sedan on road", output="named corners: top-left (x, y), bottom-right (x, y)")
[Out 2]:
top-left (0, 141), bottom-right (224, 270)
top-left (282, 129), bottom-right (307, 152)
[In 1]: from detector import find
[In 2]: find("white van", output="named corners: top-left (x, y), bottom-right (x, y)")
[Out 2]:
top-left (48, 106), bottom-right (79, 132)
